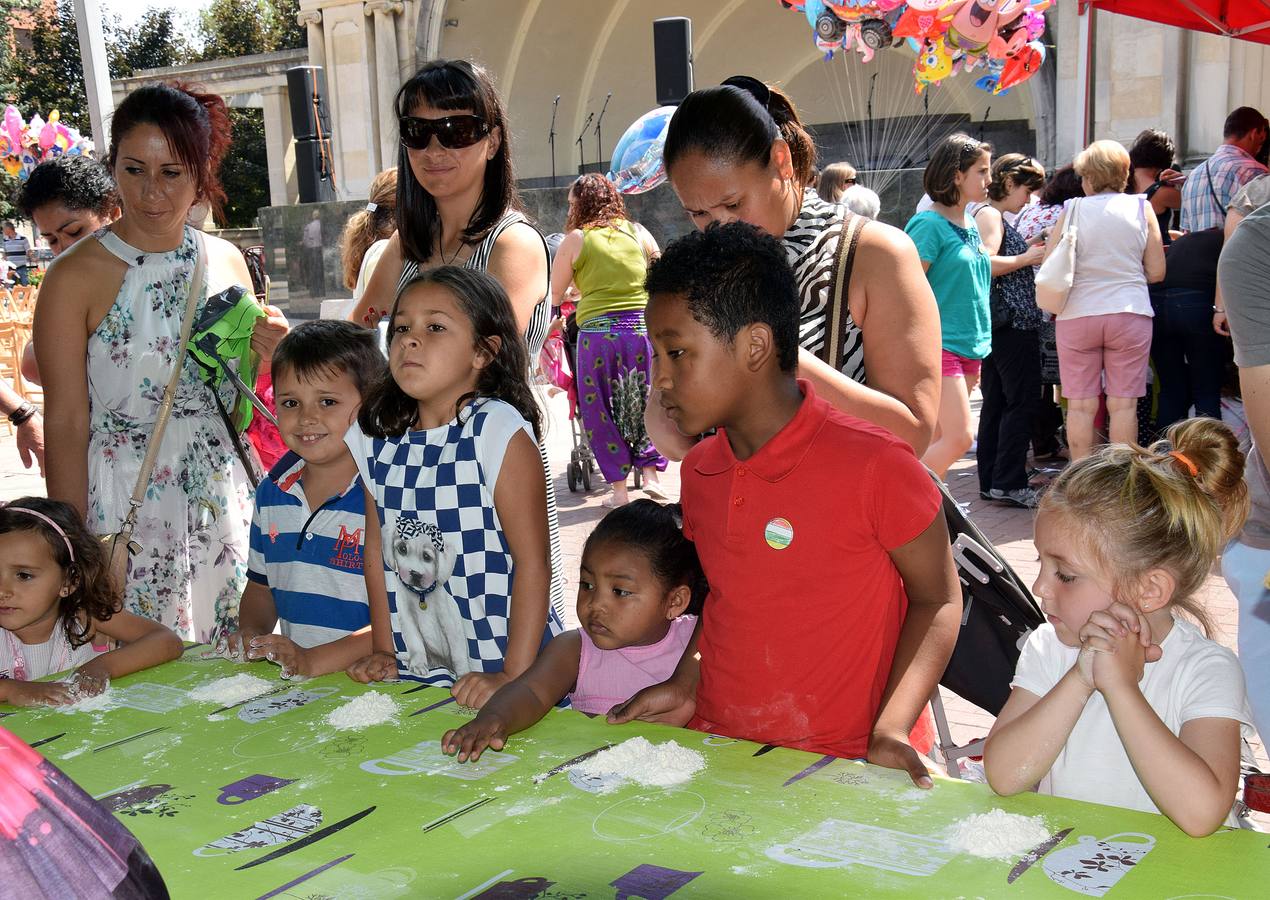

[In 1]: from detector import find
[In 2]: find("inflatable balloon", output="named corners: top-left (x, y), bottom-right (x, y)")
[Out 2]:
top-left (607, 105), bottom-right (675, 195)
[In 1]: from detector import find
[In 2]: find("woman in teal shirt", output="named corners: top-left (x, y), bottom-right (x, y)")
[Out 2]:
top-left (905, 134), bottom-right (993, 478)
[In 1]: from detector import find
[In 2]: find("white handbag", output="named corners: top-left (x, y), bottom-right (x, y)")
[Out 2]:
top-left (1035, 198), bottom-right (1079, 316)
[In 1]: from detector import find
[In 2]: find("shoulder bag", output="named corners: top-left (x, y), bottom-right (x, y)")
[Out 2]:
top-left (101, 231), bottom-right (207, 587)
top-left (1034, 198), bottom-right (1079, 316)
top-left (825, 211), bottom-right (867, 373)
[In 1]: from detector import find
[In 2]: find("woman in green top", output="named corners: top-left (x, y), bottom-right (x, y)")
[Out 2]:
top-left (905, 134), bottom-right (993, 479)
top-left (550, 174), bottom-right (666, 506)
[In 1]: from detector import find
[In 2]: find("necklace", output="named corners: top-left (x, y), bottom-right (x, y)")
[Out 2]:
top-left (439, 237), bottom-right (467, 266)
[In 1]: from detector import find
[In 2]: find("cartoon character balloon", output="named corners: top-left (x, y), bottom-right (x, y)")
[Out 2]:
top-left (0, 106), bottom-right (93, 180)
top-left (608, 105), bottom-right (676, 195)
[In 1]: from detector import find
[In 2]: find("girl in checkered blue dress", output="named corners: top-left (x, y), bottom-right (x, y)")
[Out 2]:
top-left (345, 266), bottom-right (562, 706)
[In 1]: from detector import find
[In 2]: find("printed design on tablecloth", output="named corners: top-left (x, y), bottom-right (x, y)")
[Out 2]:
top-left (611, 864), bottom-right (703, 899)
top-left (193, 803), bottom-right (323, 857)
top-left (1042, 832), bottom-right (1155, 897)
top-left (702, 810), bottom-right (758, 843)
top-left (382, 514), bottom-right (469, 679)
top-left (217, 773), bottom-right (296, 805)
top-left (592, 792), bottom-right (706, 843)
top-left (766, 818), bottom-right (954, 876)
top-left (117, 790), bottom-right (195, 819)
top-left (359, 739), bottom-right (517, 779)
top-left (237, 685), bottom-right (339, 723)
top-left (99, 783), bottom-right (172, 812)
top-left (317, 732), bottom-right (367, 761)
top-left (112, 682), bottom-right (190, 713)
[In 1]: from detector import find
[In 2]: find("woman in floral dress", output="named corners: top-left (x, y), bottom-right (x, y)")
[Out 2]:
top-left (36, 83), bottom-right (286, 641)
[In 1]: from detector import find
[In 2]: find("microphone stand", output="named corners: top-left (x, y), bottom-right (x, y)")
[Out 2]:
top-left (548, 95), bottom-right (561, 186)
top-left (595, 92), bottom-right (611, 169)
top-left (577, 111), bottom-right (594, 174)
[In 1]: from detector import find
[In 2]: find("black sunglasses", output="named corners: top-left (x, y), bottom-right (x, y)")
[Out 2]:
top-left (399, 114), bottom-right (490, 150)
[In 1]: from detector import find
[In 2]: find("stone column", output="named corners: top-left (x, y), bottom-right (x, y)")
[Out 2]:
top-left (261, 85), bottom-right (295, 207)
top-left (366, 1), bottom-right (405, 177)
top-left (298, 9), bottom-right (325, 70)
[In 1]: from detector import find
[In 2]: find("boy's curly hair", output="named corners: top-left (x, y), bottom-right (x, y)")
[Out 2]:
top-left (0, 497), bottom-right (120, 648)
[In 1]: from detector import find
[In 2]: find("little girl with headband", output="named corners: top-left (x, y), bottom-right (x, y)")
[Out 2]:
top-left (985, 420), bottom-right (1256, 836)
top-left (0, 497), bottom-right (182, 706)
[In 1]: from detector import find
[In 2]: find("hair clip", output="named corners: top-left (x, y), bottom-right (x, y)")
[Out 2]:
top-left (1168, 450), bottom-right (1199, 478)
top-left (366, 202), bottom-right (378, 212)
top-left (668, 503), bottom-right (684, 530)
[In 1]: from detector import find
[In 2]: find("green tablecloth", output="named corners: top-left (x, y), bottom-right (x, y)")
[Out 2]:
top-left (4, 650), bottom-right (1265, 898)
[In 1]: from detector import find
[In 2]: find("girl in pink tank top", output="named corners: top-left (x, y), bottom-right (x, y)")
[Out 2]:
top-left (442, 500), bottom-right (705, 761)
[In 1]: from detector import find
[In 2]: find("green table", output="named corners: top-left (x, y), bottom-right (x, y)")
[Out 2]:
top-left (4, 650), bottom-right (1266, 898)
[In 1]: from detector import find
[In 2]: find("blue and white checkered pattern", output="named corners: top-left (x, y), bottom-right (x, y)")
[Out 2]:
top-left (348, 398), bottom-right (562, 684)
top-left (1180, 144), bottom-right (1268, 232)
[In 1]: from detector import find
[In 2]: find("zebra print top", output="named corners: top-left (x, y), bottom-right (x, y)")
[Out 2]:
top-left (397, 210), bottom-right (553, 360)
top-left (395, 209), bottom-right (565, 619)
top-left (783, 188), bottom-right (866, 384)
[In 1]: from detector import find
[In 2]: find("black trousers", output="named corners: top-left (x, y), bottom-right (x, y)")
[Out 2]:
top-left (977, 325), bottom-right (1041, 494)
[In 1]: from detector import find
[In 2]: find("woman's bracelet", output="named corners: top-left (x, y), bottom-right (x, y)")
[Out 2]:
top-left (8, 402), bottom-right (37, 426)
top-left (1214, 306), bottom-right (1226, 314)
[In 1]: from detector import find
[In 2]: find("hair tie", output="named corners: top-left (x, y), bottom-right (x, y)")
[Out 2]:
top-left (366, 202), bottom-right (378, 212)
top-left (722, 74), bottom-right (771, 110)
top-left (1168, 450), bottom-right (1199, 478)
top-left (2, 505), bottom-right (74, 561)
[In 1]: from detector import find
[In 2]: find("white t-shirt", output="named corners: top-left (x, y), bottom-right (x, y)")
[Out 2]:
top-left (353, 238), bottom-right (390, 302)
top-left (1061, 192), bottom-right (1153, 321)
top-left (1011, 618), bottom-right (1254, 820)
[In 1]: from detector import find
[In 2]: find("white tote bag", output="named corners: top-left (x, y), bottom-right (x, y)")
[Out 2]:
top-left (1035, 198), bottom-right (1079, 316)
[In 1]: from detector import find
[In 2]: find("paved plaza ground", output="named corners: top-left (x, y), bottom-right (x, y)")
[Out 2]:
top-left (3, 387), bottom-right (1264, 793)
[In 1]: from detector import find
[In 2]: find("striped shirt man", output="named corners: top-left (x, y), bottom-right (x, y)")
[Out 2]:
top-left (247, 452), bottom-right (370, 648)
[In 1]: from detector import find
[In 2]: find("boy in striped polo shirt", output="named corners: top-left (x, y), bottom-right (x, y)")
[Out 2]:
top-left (219, 320), bottom-right (387, 678)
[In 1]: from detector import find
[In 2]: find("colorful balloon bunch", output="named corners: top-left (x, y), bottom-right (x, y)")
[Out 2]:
top-left (781, 0), bottom-right (1054, 95)
top-left (0, 106), bottom-right (94, 181)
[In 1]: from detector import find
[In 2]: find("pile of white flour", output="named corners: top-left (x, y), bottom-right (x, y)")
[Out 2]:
top-left (325, 691), bottom-right (399, 730)
top-left (569, 737), bottom-right (705, 789)
top-left (188, 674), bottom-right (274, 705)
top-left (946, 809), bottom-right (1051, 860)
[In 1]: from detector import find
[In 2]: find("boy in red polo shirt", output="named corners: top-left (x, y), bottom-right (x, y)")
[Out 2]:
top-left (611, 223), bottom-right (961, 787)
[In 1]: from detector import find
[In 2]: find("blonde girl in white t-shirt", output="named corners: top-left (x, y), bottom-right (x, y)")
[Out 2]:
top-left (984, 418), bottom-right (1255, 836)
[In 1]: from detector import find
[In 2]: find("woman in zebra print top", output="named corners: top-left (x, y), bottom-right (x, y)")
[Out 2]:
top-left (648, 77), bottom-right (941, 458)
top-left (347, 59), bottom-right (566, 619)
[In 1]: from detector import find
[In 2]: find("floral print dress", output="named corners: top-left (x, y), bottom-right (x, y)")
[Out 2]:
top-left (86, 226), bottom-right (254, 642)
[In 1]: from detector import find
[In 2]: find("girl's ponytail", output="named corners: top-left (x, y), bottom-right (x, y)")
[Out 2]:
top-left (765, 84), bottom-right (817, 188)
top-left (341, 168), bottom-right (399, 290)
top-left (1166, 417), bottom-right (1250, 543)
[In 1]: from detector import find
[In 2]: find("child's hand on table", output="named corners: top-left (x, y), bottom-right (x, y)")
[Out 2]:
top-left (868, 729), bottom-right (936, 789)
top-left (4, 680), bottom-right (74, 706)
top-left (247, 634), bottom-right (310, 679)
top-left (606, 678), bottom-right (696, 727)
top-left (452, 671), bottom-right (508, 709)
top-left (208, 628), bottom-right (261, 663)
top-left (441, 714), bottom-right (509, 763)
top-left (346, 650), bottom-right (398, 683)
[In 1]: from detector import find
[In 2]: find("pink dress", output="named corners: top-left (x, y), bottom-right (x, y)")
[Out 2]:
top-left (568, 615), bottom-right (696, 715)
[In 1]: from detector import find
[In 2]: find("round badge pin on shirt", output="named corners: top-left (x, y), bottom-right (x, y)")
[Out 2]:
top-left (764, 517), bottom-right (793, 550)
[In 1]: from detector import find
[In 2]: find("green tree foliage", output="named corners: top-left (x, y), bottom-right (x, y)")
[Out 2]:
top-left (220, 107), bottom-right (269, 228)
top-left (110, 8), bottom-right (190, 78)
top-left (5, 0), bottom-right (92, 134)
top-left (198, 0), bottom-right (304, 61)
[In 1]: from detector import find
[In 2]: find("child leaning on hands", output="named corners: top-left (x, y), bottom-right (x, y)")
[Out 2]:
top-left (443, 500), bottom-right (705, 761)
top-left (0, 498), bottom-right (182, 706)
top-left (609, 223), bottom-right (963, 788)
top-left (984, 419), bottom-right (1255, 836)
top-left (217, 320), bottom-right (386, 678)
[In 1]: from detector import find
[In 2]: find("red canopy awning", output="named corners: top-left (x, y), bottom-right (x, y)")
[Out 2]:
top-left (1085, 0), bottom-right (1270, 45)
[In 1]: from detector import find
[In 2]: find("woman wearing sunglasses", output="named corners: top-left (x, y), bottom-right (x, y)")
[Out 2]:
top-left (649, 76), bottom-right (940, 459)
top-left (348, 59), bottom-right (565, 617)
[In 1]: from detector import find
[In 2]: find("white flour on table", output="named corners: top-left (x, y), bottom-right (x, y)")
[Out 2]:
top-left (325, 691), bottom-right (398, 730)
top-left (946, 809), bottom-right (1051, 860)
top-left (188, 674), bottom-right (274, 705)
top-left (568, 737), bottom-right (705, 790)
top-left (54, 688), bottom-right (116, 712)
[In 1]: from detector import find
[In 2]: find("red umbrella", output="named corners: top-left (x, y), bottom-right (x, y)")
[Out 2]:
top-left (1085, 0), bottom-right (1270, 45)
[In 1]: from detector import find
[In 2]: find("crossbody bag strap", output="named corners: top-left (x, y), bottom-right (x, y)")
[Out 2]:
top-left (826, 211), bottom-right (866, 372)
top-left (1204, 160), bottom-right (1223, 214)
top-left (119, 231), bottom-right (207, 534)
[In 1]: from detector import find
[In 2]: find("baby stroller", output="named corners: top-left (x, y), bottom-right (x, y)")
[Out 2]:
top-left (930, 473), bottom-right (1046, 777)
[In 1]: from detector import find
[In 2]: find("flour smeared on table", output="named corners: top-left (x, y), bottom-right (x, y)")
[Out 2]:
top-left (54, 688), bottom-right (116, 712)
top-left (188, 674), bottom-right (274, 705)
top-left (325, 691), bottom-right (399, 730)
top-left (947, 809), bottom-right (1051, 859)
top-left (568, 737), bottom-right (705, 790)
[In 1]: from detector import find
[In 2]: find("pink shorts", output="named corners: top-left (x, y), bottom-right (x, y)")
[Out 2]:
top-left (941, 350), bottom-right (982, 379)
top-left (1056, 312), bottom-right (1153, 399)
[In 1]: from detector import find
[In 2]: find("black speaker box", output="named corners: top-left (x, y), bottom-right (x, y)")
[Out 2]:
top-left (295, 138), bottom-right (336, 203)
top-left (653, 17), bottom-right (693, 106)
top-left (286, 66), bottom-right (332, 141)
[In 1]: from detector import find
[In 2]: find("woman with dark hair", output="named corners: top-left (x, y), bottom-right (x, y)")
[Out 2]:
top-left (549, 174), bottom-right (665, 507)
top-left (346, 59), bottom-right (565, 616)
top-left (655, 77), bottom-right (940, 458)
top-left (19, 155), bottom-right (119, 256)
top-left (905, 133), bottom-right (993, 478)
top-left (1128, 129), bottom-right (1183, 243)
top-left (34, 82), bottom-right (287, 641)
top-left (973, 154), bottom-right (1047, 507)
